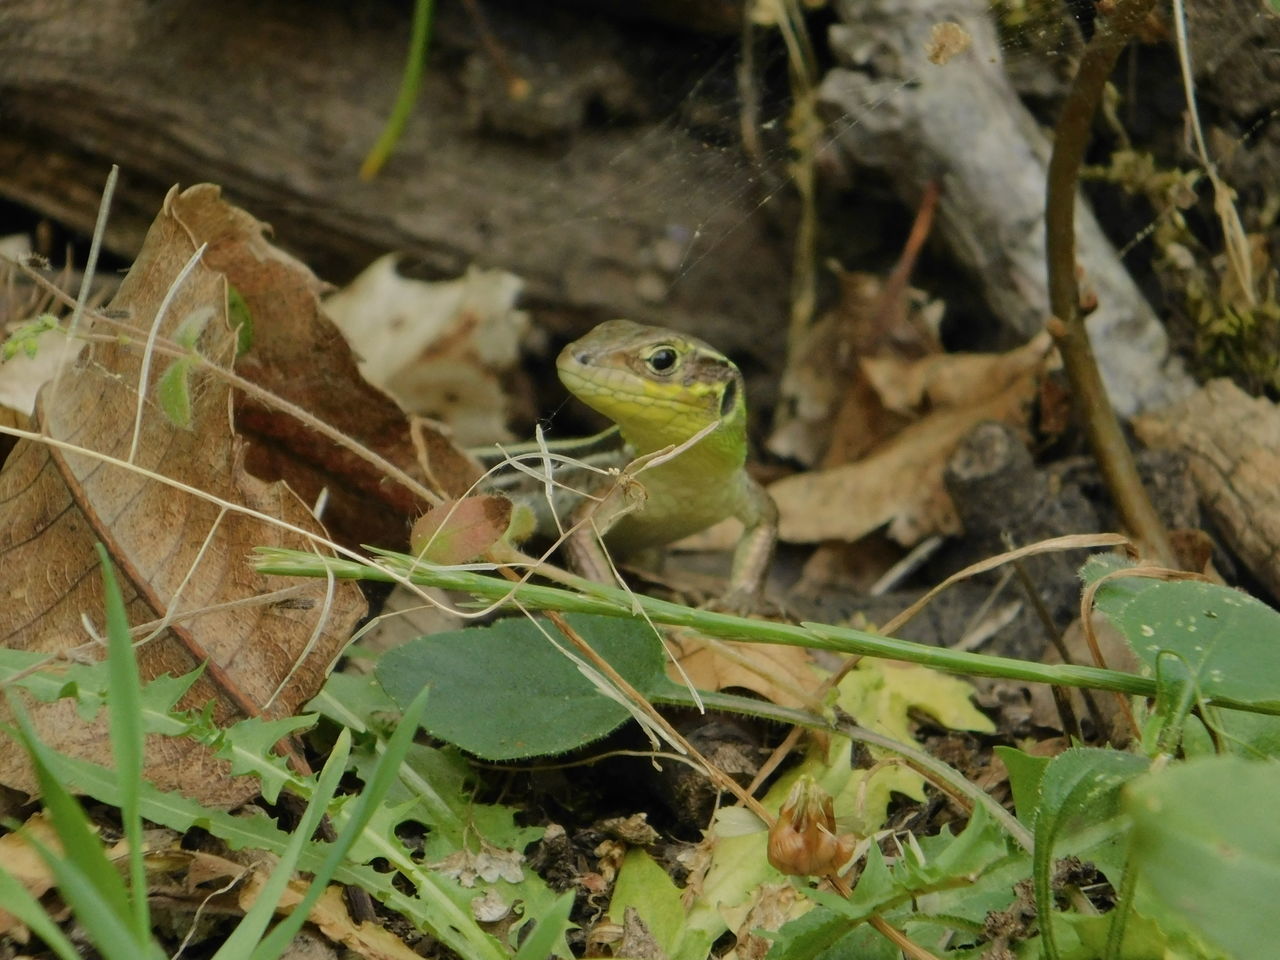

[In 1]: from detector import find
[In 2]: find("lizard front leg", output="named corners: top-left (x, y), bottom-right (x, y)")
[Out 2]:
top-left (721, 477), bottom-right (779, 612)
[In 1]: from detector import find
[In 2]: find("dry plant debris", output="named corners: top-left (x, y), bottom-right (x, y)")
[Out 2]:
top-left (324, 255), bottom-right (529, 445)
top-left (1133, 378), bottom-right (1280, 599)
top-left (768, 332), bottom-right (1052, 546)
top-left (0, 185), bottom-right (364, 805)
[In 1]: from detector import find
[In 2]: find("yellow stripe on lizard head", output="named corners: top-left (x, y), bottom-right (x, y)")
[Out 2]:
top-left (556, 319), bottom-right (747, 461)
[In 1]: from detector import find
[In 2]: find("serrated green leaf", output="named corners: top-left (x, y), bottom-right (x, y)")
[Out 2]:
top-left (212, 714), bottom-right (317, 804)
top-left (156, 356), bottom-right (196, 429)
top-left (512, 889), bottom-right (575, 960)
top-left (375, 613), bottom-right (667, 760)
top-left (1126, 756), bottom-right (1280, 960)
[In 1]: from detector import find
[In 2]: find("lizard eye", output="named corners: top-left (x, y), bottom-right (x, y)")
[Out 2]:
top-left (720, 377), bottom-right (738, 417)
top-left (646, 347), bottom-right (678, 374)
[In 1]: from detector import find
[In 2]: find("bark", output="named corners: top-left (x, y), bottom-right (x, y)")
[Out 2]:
top-left (0, 0), bottom-right (790, 361)
top-left (818, 0), bottom-right (1195, 416)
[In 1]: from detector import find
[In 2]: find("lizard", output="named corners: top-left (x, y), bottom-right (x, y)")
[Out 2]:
top-left (553, 319), bottom-right (778, 609)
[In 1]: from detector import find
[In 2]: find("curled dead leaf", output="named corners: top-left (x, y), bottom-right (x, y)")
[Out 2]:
top-left (0, 185), bottom-right (364, 805)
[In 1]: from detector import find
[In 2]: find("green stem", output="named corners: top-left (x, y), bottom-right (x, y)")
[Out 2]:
top-left (360, 0), bottom-right (435, 180)
top-left (1044, 0), bottom-right (1175, 567)
top-left (256, 549), bottom-right (1280, 716)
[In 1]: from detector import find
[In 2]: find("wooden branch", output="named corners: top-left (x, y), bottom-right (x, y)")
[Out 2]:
top-left (0, 0), bottom-right (789, 363)
top-left (1045, 0), bottom-right (1176, 567)
top-left (818, 0), bottom-right (1193, 416)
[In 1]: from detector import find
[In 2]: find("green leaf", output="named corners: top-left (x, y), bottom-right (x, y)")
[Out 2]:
top-left (1093, 574), bottom-right (1280, 754)
top-left (1126, 756), bottom-right (1280, 960)
top-left (994, 745), bottom-right (1051, 825)
top-left (1094, 574), bottom-right (1280, 710)
top-left (609, 849), bottom-right (686, 959)
top-left (227, 284), bottom-right (254, 355)
top-left (156, 356), bottom-right (196, 429)
top-left (213, 729), bottom-right (351, 960)
top-left (96, 545), bottom-right (150, 943)
top-left (1033, 748), bottom-right (1149, 960)
top-left (375, 613), bottom-right (667, 759)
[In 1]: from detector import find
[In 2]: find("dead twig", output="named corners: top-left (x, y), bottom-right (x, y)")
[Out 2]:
top-left (1044, 0), bottom-right (1176, 568)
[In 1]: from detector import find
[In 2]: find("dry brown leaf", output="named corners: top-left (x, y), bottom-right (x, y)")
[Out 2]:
top-left (0, 814), bottom-right (61, 935)
top-left (669, 631), bottom-right (819, 712)
top-left (324, 256), bottom-right (528, 445)
top-left (409, 495), bottom-right (513, 565)
top-left (238, 872), bottom-right (422, 960)
top-left (0, 185), bottom-right (364, 805)
top-left (861, 331), bottom-right (1051, 415)
top-left (767, 271), bottom-right (939, 467)
top-left (1133, 378), bottom-right (1280, 598)
top-left (769, 334), bottom-right (1049, 546)
top-left (168, 189), bottom-right (428, 553)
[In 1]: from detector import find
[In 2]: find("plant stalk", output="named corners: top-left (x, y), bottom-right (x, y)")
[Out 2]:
top-left (1045, 0), bottom-right (1176, 568)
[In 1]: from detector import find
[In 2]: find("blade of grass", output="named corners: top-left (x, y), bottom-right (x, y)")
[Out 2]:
top-left (0, 868), bottom-right (84, 960)
top-left (10, 705), bottom-right (133, 927)
top-left (250, 686), bottom-right (436, 959)
top-left (360, 0), bottom-right (435, 179)
top-left (24, 832), bottom-right (161, 960)
top-left (210, 727), bottom-right (351, 960)
top-left (96, 543), bottom-right (150, 943)
top-left (10, 703), bottom-right (163, 960)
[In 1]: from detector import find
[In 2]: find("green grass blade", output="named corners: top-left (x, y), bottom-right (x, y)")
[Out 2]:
top-left (0, 867), bottom-right (84, 960)
top-left (250, 687), bottom-right (441, 959)
top-left (10, 703), bottom-right (134, 927)
top-left (359, 0), bottom-right (435, 179)
top-left (211, 728), bottom-right (352, 960)
top-left (26, 833), bottom-right (162, 960)
top-left (96, 543), bottom-right (150, 942)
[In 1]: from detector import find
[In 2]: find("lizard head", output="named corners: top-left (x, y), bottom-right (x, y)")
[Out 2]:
top-left (557, 319), bottom-right (747, 455)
